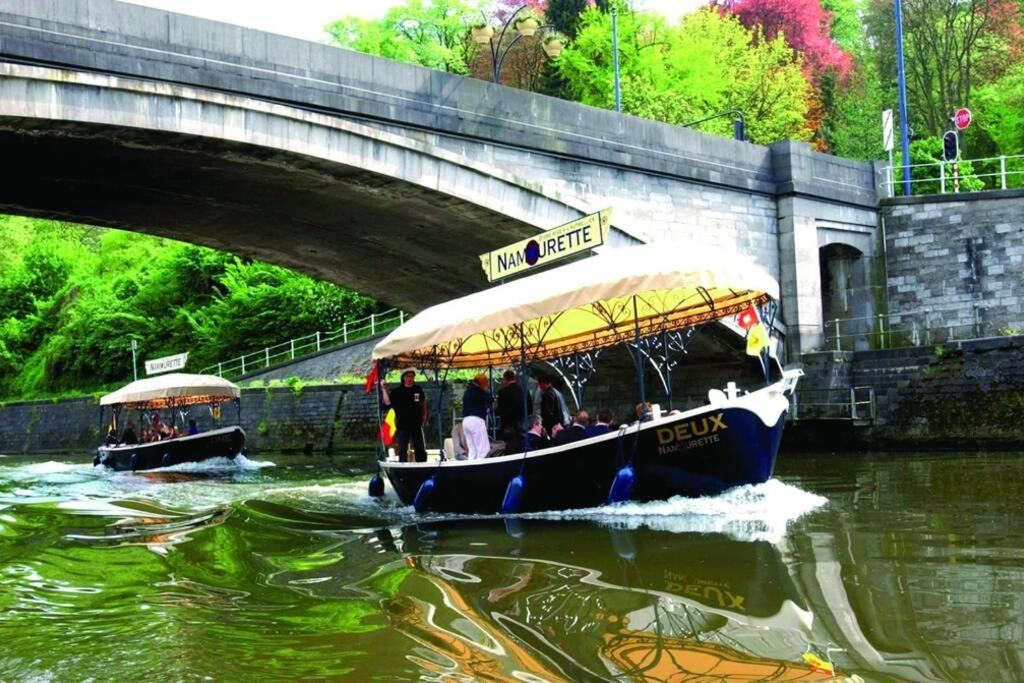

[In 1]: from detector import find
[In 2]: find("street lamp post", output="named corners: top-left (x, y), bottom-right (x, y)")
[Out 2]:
top-left (611, 4), bottom-right (622, 112)
top-left (471, 5), bottom-right (565, 84)
top-left (682, 109), bottom-right (747, 142)
top-left (130, 339), bottom-right (138, 382)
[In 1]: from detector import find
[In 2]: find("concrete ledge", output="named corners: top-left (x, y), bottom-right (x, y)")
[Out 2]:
top-left (881, 188), bottom-right (1024, 207)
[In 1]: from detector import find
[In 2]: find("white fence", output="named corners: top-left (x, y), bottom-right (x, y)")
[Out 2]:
top-left (199, 308), bottom-right (405, 379)
top-left (880, 153), bottom-right (1024, 197)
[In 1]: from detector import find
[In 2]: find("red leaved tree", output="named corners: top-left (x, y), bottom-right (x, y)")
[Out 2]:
top-left (714, 0), bottom-right (853, 87)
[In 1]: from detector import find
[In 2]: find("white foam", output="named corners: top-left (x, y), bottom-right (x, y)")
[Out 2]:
top-left (16, 461), bottom-right (81, 475)
top-left (526, 479), bottom-right (827, 543)
top-left (156, 454), bottom-right (276, 473)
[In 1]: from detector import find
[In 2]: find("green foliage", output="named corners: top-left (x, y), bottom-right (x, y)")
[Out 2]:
top-left (972, 62), bottom-right (1024, 188)
top-left (820, 62), bottom-right (888, 160)
top-left (545, 0), bottom-right (591, 39)
top-left (0, 217), bottom-right (377, 400)
top-left (284, 375), bottom-right (306, 399)
top-left (556, 7), bottom-right (812, 144)
top-left (325, 0), bottom-right (487, 74)
top-left (891, 136), bottom-right (986, 195)
top-left (821, 0), bottom-right (867, 54)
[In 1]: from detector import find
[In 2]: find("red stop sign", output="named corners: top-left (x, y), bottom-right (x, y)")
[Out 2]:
top-left (954, 108), bottom-right (972, 130)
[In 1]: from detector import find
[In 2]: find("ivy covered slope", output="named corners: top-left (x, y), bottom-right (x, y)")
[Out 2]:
top-left (0, 216), bottom-right (377, 400)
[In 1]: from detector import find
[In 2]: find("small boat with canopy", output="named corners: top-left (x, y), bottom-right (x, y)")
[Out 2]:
top-left (96, 373), bottom-right (246, 471)
top-left (369, 241), bottom-right (801, 514)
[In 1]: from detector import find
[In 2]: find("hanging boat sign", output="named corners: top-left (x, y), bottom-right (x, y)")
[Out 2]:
top-left (479, 208), bottom-right (612, 282)
top-left (144, 352), bottom-right (188, 375)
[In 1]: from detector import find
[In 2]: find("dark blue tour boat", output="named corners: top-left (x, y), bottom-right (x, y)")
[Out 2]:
top-left (369, 242), bottom-right (801, 515)
top-left (96, 373), bottom-right (245, 471)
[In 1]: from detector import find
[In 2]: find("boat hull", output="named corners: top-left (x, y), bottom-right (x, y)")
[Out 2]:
top-left (96, 427), bottom-right (246, 471)
top-left (382, 384), bottom-right (789, 514)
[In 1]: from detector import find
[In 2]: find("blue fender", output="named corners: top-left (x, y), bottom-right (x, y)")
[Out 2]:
top-left (413, 476), bottom-right (435, 513)
top-left (161, 453), bottom-right (172, 468)
top-left (606, 464), bottom-right (635, 505)
top-left (501, 474), bottom-right (526, 515)
top-left (368, 473), bottom-right (385, 498)
top-left (130, 452), bottom-right (139, 472)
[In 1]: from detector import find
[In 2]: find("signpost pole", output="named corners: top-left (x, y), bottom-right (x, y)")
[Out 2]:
top-left (894, 0), bottom-right (912, 196)
top-left (882, 109), bottom-right (895, 197)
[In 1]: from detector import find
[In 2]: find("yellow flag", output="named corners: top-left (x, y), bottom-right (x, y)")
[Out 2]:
top-left (801, 652), bottom-right (834, 674)
top-left (746, 323), bottom-right (769, 357)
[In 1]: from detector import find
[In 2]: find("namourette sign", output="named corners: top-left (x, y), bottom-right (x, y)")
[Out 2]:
top-left (479, 209), bottom-right (612, 282)
top-left (145, 352), bottom-right (188, 376)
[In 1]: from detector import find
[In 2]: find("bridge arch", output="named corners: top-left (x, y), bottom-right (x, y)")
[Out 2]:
top-left (0, 63), bottom-right (609, 311)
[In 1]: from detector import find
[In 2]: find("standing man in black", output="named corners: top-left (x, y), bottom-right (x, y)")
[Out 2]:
top-left (496, 369), bottom-right (531, 432)
top-left (380, 367), bottom-right (429, 462)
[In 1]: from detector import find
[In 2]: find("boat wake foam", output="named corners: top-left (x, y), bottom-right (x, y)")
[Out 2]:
top-left (157, 454), bottom-right (276, 473)
top-left (526, 479), bottom-right (827, 543)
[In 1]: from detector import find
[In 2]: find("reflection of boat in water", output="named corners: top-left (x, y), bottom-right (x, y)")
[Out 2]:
top-left (96, 373), bottom-right (245, 471)
top-left (371, 243), bottom-right (801, 514)
top-left (356, 521), bottom-right (846, 682)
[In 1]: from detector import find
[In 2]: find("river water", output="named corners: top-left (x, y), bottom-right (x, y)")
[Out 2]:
top-left (0, 451), bottom-right (1021, 682)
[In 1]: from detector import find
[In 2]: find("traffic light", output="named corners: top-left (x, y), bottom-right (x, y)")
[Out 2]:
top-left (942, 130), bottom-right (959, 162)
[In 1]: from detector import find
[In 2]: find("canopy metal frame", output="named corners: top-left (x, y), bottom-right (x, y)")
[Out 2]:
top-left (545, 349), bottom-right (604, 411)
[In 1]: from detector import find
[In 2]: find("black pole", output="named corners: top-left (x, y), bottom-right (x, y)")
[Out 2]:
top-left (374, 363), bottom-right (385, 461)
top-left (632, 296), bottom-right (647, 416)
top-left (434, 374), bottom-right (445, 459)
top-left (520, 323), bottom-right (530, 454)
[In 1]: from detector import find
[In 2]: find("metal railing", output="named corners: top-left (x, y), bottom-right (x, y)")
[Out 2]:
top-left (199, 308), bottom-right (405, 379)
top-left (880, 153), bottom-right (1024, 197)
top-left (791, 386), bottom-right (875, 422)
top-left (823, 308), bottom-right (1014, 352)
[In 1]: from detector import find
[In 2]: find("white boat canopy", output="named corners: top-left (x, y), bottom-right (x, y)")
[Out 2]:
top-left (100, 373), bottom-right (240, 408)
top-left (373, 242), bottom-right (779, 369)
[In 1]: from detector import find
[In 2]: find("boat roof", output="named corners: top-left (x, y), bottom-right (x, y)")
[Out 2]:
top-left (373, 242), bottom-right (778, 368)
top-left (100, 373), bottom-right (240, 407)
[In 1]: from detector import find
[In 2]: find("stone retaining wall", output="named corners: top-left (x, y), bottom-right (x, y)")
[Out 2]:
top-left (0, 385), bottom-right (367, 455)
top-left (791, 335), bottom-right (1024, 448)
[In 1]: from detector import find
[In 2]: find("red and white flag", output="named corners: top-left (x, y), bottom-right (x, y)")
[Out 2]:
top-left (737, 306), bottom-right (759, 330)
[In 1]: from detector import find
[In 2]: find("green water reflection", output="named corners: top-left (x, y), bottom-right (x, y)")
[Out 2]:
top-left (0, 452), bottom-right (1021, 681)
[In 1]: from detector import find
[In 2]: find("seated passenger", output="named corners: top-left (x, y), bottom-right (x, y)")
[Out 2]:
top-left (554, 410), bottom-right (589, 445)
top-left (585, 408), bottom-right (614, 437)
top-left (151, 414), bottom-right (165, 440)
top-left (187, 419), bottom-right (199, 436)
top-left (524, 415), bottom-right (550, 451)
top-left (104, 425), bottom-right (120, 446)
top-left (121, 421), bottom-right (139, 445)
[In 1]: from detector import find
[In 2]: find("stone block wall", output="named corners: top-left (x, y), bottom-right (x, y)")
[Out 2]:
top-left (882, 189), bottom-right (1024, 338)
top-left (791, 336), bottom-right (1024, 447)
top-left (853, 337), bottom-right (1024, 444)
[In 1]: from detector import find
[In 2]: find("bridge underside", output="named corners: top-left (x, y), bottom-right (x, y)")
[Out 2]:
top-left (0, 119), bottom-right (540, 311)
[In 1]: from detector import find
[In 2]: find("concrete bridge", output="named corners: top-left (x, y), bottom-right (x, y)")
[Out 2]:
top-left (0, 0), bottom-right (885, 355)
